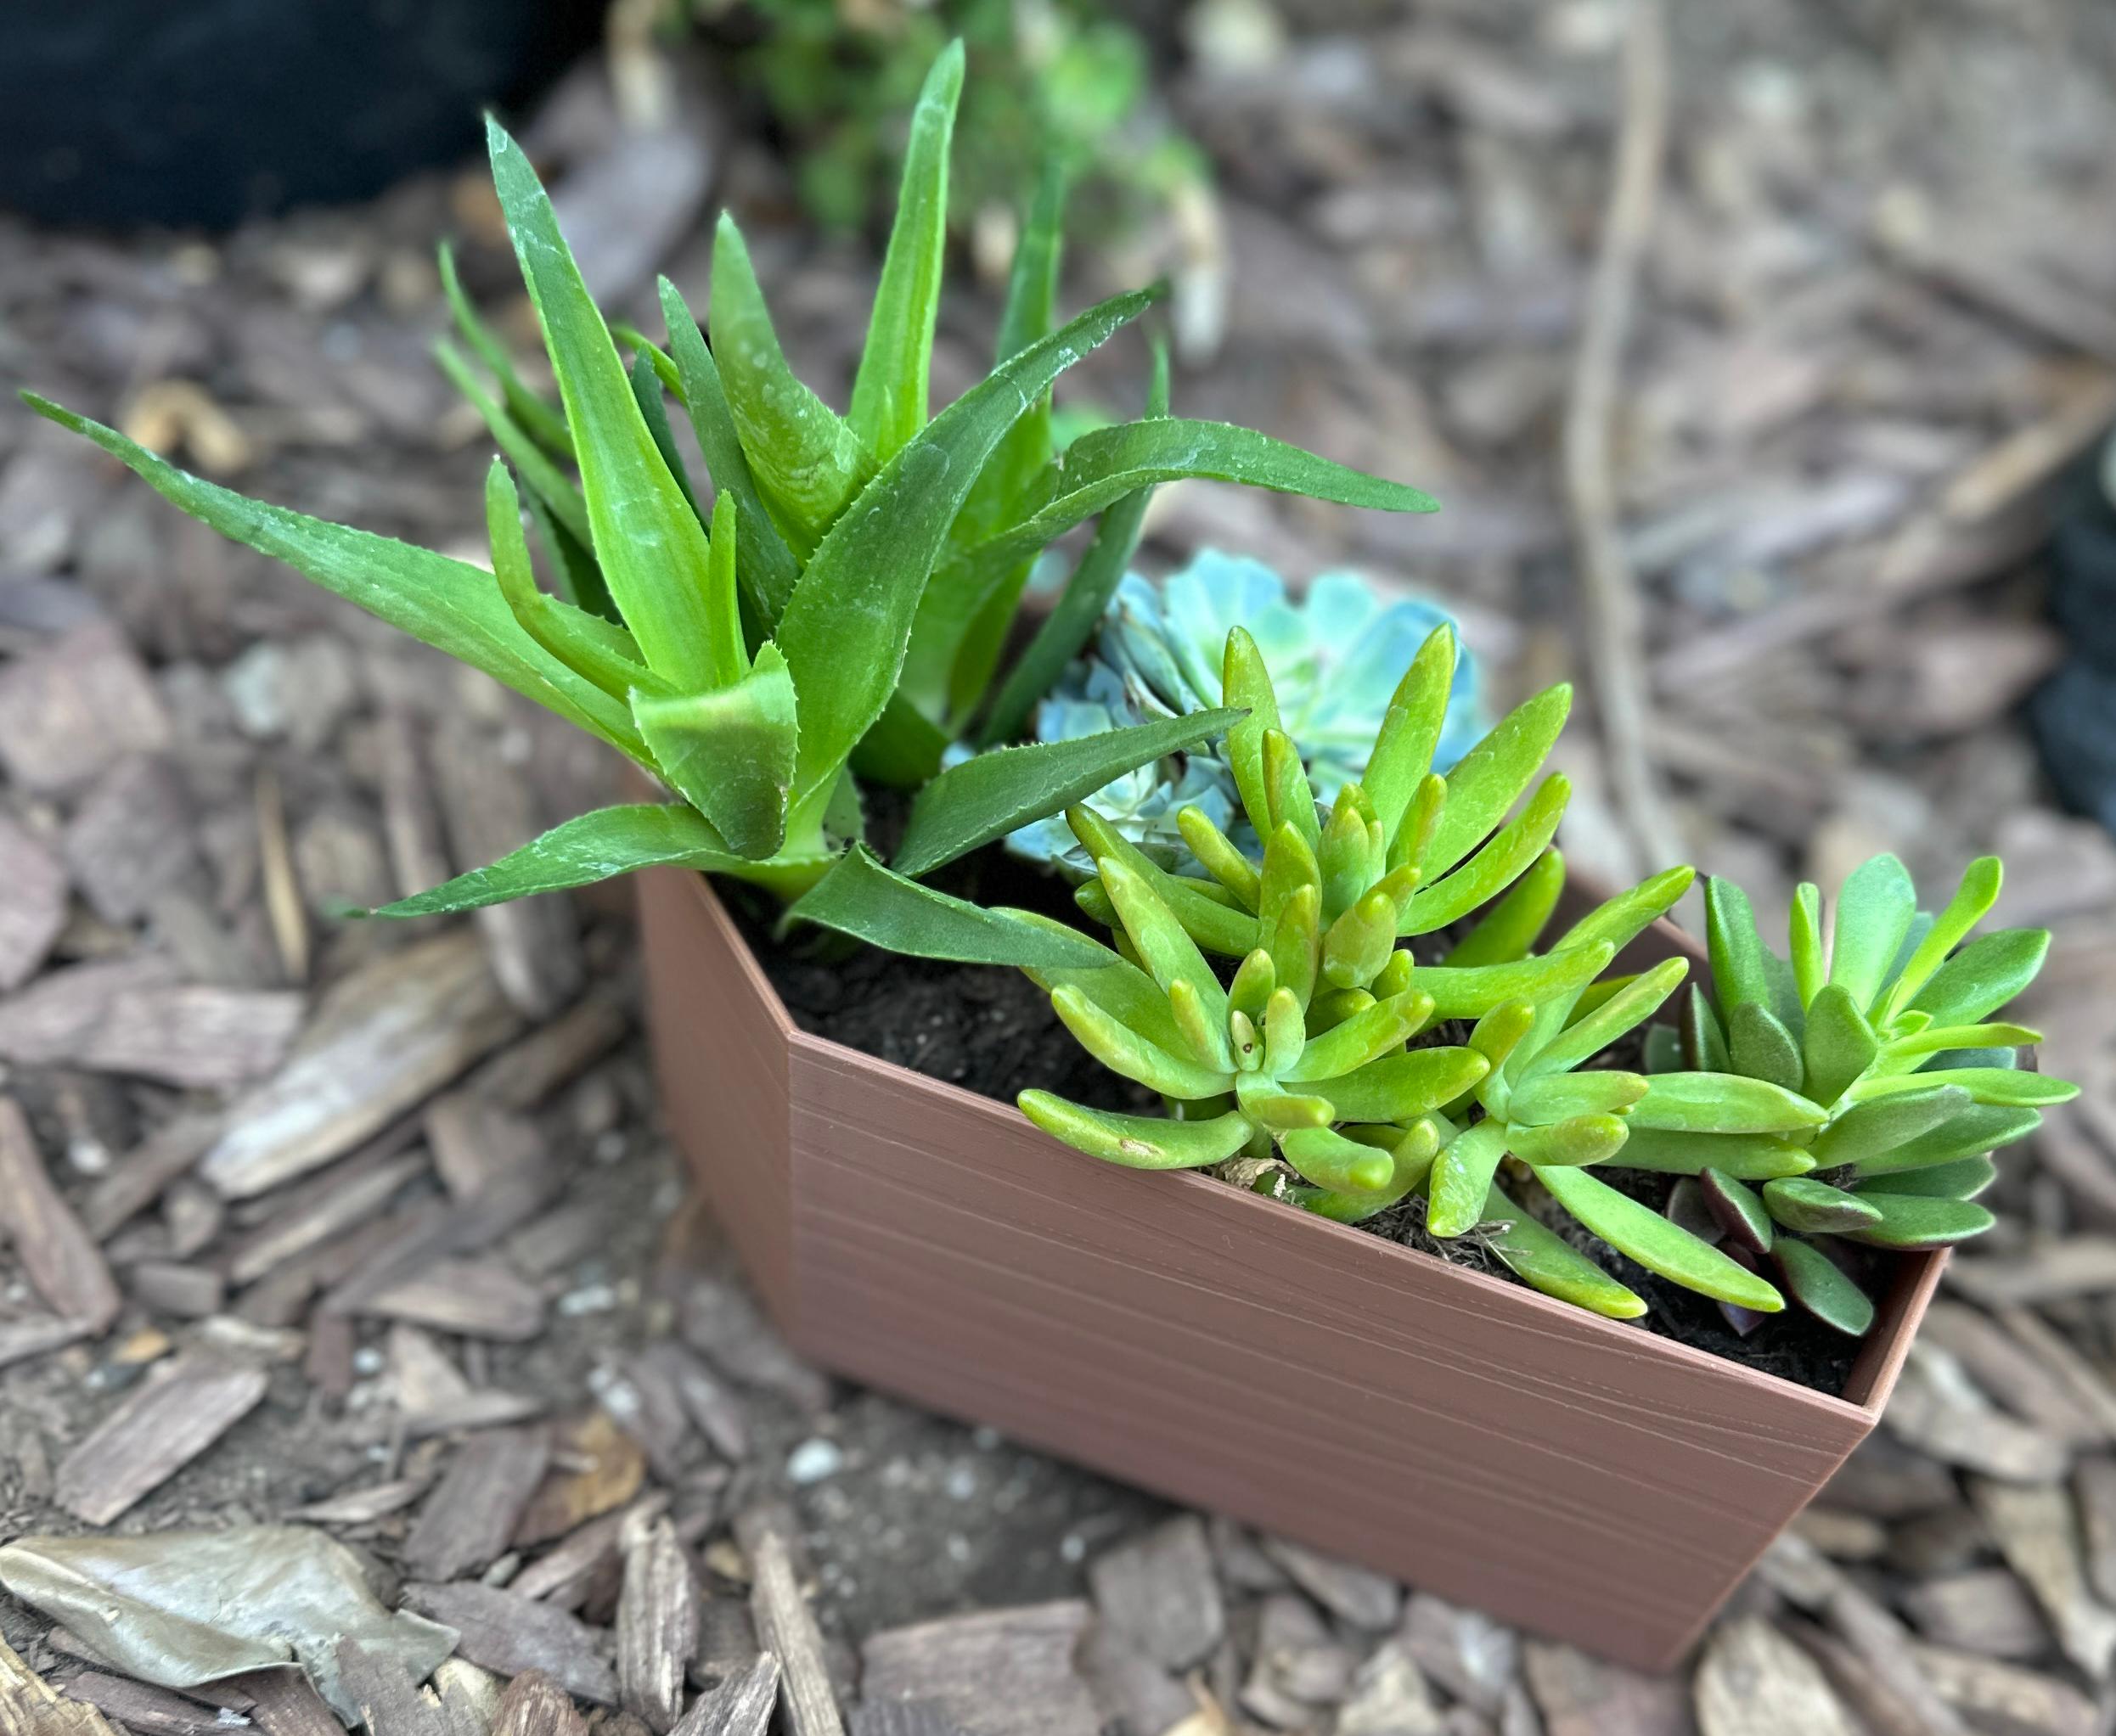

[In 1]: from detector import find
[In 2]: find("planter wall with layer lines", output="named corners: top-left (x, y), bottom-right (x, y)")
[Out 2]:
top-left (639, 865), bottom-right (1943, 1672)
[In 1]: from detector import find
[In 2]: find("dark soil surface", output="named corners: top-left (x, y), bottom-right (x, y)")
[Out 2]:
top-left (738, 852), bottom-right (1873, 1399)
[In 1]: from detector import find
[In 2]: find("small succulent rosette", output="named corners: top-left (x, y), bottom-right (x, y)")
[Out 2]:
top-left (1008, 551), bottom-right (1481, 875)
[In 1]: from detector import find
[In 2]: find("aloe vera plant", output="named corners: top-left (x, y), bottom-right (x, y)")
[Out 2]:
top-left (25, 43), bottom-right (1436, 973)
top-left (1650, 856), bottom-right (2075, 1336)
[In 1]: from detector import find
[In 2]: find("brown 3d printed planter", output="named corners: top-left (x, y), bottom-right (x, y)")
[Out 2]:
top-left (638, 864), bottom-right (1944, 1672)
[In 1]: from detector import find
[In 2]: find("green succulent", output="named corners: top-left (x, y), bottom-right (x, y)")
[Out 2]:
top-left (1652, 855), bottom-right (2076, 1336)
top-left (1010, 618), bottom-right (1787, 1321)
top-left (24, 44), bottom-right (1433, 975)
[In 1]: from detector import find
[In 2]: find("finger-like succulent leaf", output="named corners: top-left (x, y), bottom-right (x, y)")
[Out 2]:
top-left (1881, 855), bottom-right (2003, 1023)
top-left (1401, 773), bottom-right (1569, 935)
top-left (1415, 942), bottom-right (1615, 1022)
top-left (1727, 1000), bottom-right (1805, 1093)
top-left (1761, 1177), bottom-right (1882, 1236)
top-left (1856, 1155), bottom-right (1998, 1200)
top-left (1788, 881), bottom-right (1825, 1008)
top-left (1631, 1074), bottom-right (1827, 1135)
top-left (1841, 1192), bottom-right (1995, 1249)
top-left (1704, 876), bottom-right (1772, 1021)
top-left (1048, 984), bottom-right (1231, 1098)
top-left (1505, 1071), bottom-right (1649, 1124)
top-left (1807, 1083), bottom-right (1971, 1169)
top-left (1427, 1121), bottom-right (1511, 1237)
top-left (1827, 852), bottom-right (1917, 1012)
top-left (1681, 986), bottom-right (1732, 1073)
top-left (1905, 927), bottom-right (2052, 1028)
top-left (1802, 983), bottom-right (1878, 1107)
top-left (1018, 1093), bottom-right (1252, 1169)
top-left (1320, 1048), bottom-right (1490, 1123)
top-left (1698, 1168), bottom-right (1774, 1254)
top-left (1508, 1115), bottom-right (1628, 1168)
top-left (1482, 1181), bottom-right (1647, 1319)
top-left (1363, 625), bottom-right (1457, 846)
top-left (1284, 990), bottom-right (1428, 1082)
top-left (1850, 1067), bottom-right (2075, 1108)
top-left (1444, 848), bottom-right (1563, 968)
top-left (1609, 1129), bottom-right (1815, 1179)
top-left (1849, 1102), bottom-right (2039, 1177)
top-left (1417, 686), bottom-right (1571, 882)
top-left (1279, 1126), bottom-right (1396, 1194)
top-left (1539, 1166), bottom-right (1785, 1312)
top-left (1179, 806), bottom-right (1263, 909)
top-left (1772, 1239), bottom-right (1873, 1337)
top-left (1322, 889), bottom-right (1398, 991)
top-left (1016, 914), bottom-right (1187, 1053)
top-left (1524, 957), bottom-right (1687, 1080)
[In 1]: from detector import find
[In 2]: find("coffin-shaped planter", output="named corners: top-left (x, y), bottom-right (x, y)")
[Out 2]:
top-left (639, 864), bottom-right (1944, 1671)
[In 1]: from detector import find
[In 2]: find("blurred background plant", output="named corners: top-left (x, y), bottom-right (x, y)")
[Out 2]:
top-left (673, 0), bottom-right (1209, 256)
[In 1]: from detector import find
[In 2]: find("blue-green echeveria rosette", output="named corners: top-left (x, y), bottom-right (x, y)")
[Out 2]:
top-left (1006, 550), bottom-right (1481, 874)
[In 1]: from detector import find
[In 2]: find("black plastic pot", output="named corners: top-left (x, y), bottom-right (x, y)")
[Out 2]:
top-left (0, 0), bottom-right (608, 231)
top-left (2031, 438), bottom-right (2116, 829)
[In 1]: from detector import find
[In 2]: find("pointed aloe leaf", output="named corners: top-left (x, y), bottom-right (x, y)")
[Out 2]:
top-left (629, 349), bottom-right (701, 520)
top-left (1418, 686), bottom-right (1571, 882)
top-left (1849, 1102), bottom-right (2039, 1177)
top-left (1858, 1155), bottom-right (1998, 1200)
top-left (1018, 1092), bottom-right (1252, 1169)
top-left (520, 478), bottom-right (611, 619)
top-left (1050, 985), bottom-right (1231, 1099)
top-left (1318, 1047), bottom-right (1489, 1123)
top-left (369, 803), bottom-right (757, 916)
top-left (1363, 624), bottom-right (1458, 848)
top-left (1401, 773), bottom-right (1569, 935)
top-left (1523, 958), bottom-right (1687, 1080)
top-left (1841, 1192), bottom-right (1995, 1250)
top-left (632, 648), bottom-right (797, 860)
top-left (708, 213), bottom-right (875, 552)
top-left (894, 708), bottom-right (1242, 878)
top-left (1539, 1165), bottom-right (1785, 1312)
top-left (775, 285), bottom-right (1162, 807)
top-left (1443, 848), bottom-right (1563, 969)
top-left (1483, 1180), bottom-right (1646, 1318)
top-left (1773, 1239), bottom-right (1874, 1336)
top-left (657, 278), bottom-right (802, 625)
top-left (849, 40), bottom-right (963, 461)
top-left (439, 239), bottom-right (572, 457)
top-left (1506, 1071), bottom-right (1649, 1124)
top-left (1728, 1000), bottom-right (1805, 1093)
top-left (971, 346), bottom-right (1166, 745)
top-left (966, 159), bottom-right (1067, 532)
top-left (1630, 1073), bottom-right (1827, 1136)
top-left (1828, 853), bottom-right (1917, 1012)
top-left (1762, 1177), bottom-right (1882, 1236)
top-left (936, 417), bottom-right (1438, 612)
top-left (1414, 942), bottom-right (1614, 1022)
top-left (1803, 983), bottom-right (1877, 1108)
top-left (1279, 1126), bottom-right (1396, 1194)
top-left (486, 460), bottom-right (653, 702)
top-left (1609, 1128), bottom-right (1814, 1179)
top-left (27, 394), bottom-right (644, 761)
top-left (487, 121), bottom-right (728, 691)
top-left (853, 694), bottom-right (953, 789)
top-left (1905, 928), bottom-right (2051, 1029)
top-left (435, 338), bottom-right (591, 545)
top-left (1882, 855), bottom-right (2004, 1023)
top-left (786, 846), bottom-right (1110, 969)
top-left (1852, 1067), bottom-right (2074, 1109)
top-left (1704, 876), bottom-right (1773, 1022)
top-left (1508, 1115), bottom-right (1629, 1168)
top-left (1428, 1121), bottom-right (1511, 1235)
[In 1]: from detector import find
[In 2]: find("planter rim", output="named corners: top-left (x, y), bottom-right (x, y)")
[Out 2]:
top-left (679, 867), bottom-right (1941, 1421)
